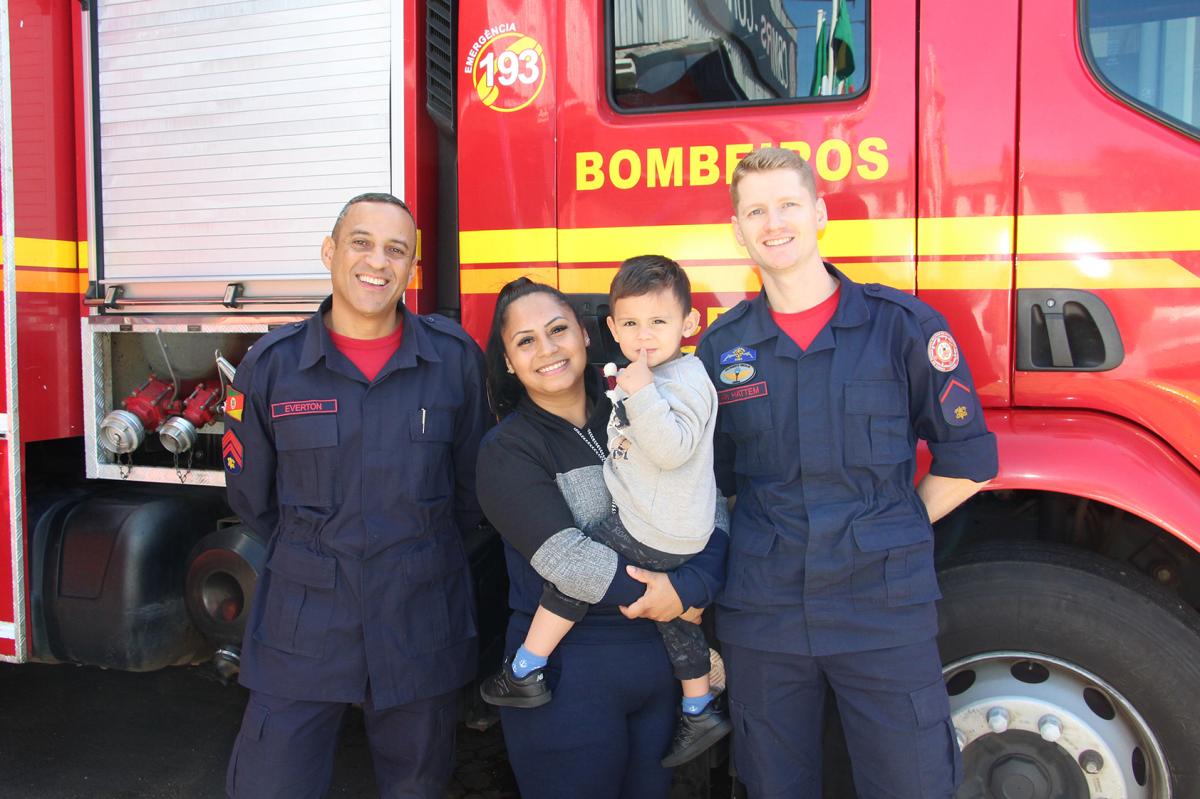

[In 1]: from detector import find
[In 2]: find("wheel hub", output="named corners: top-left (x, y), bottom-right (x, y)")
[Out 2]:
top-left (944, 652), bottom-right (1165, 799)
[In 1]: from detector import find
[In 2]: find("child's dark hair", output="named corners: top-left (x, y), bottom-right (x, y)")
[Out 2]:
top-left (608, 255), bottom-right (691, 315)
top-left (485, 277), bottom-right (580, 418)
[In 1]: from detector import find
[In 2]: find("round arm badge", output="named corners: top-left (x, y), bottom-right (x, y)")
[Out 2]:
top-left (927, 330), bottom-right (960, 373)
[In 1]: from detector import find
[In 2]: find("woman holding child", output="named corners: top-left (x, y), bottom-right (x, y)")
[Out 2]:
top-left (474, 260), bottom-right (728, 798)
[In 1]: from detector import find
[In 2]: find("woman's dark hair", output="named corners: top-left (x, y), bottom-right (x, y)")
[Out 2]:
top-left (485, 277), bottom-right (580, 418)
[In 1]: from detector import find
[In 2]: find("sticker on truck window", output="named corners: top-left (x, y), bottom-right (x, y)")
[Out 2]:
top-left (464, 24), bottom-right (547, 113)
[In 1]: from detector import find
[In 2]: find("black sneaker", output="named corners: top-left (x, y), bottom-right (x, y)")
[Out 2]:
top-left (660, 700), bottom-right (733, 768)
top-left (479, 659), bottom-right (552, 709)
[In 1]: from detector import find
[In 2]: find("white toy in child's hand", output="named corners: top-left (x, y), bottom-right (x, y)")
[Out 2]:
top-left (603, 362), bottom-right (619, 401)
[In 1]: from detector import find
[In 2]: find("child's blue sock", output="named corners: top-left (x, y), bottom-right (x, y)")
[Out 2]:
top-left (682, 692), bottom-right (714, 716)
top-left (511, 645), bottom-right (547, 679)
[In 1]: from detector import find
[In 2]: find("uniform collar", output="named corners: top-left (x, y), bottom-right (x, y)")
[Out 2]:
top-left (298, 297), bottom-right (442, 380)
top-left (735, 263), bottom-right (870, 356)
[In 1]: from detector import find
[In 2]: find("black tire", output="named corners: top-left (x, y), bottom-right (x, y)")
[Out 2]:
top-left (938, 544), bottom-right (1200, 796)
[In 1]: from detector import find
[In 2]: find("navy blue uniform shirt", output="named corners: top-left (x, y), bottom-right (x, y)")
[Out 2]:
top-left (224, 297), bottom-right (489, 708)
top-left (696, 265), bottom-right (998, 657)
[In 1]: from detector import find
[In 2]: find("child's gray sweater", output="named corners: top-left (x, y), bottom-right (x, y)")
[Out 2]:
top-left (606, 353), bottom-right (718, 555)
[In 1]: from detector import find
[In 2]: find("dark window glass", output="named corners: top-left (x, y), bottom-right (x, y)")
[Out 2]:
top-left (1084, 0), bottom-right (1200, 137)
top-left (610, 0), bottom-right (868, 111)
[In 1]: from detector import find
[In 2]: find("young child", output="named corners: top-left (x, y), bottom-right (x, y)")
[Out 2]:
top-left (480, 255), bottom-right (731, 767)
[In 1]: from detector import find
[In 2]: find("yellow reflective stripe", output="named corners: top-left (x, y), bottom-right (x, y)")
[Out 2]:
top-left (554, 219), bottom-right (914, 264)
top-left (78, 240), bottom-right (89, 271)
top-left (460, 266), bottom-right (558, 294)
top-left (0, 236), bottom-right (79, 270)
top-left (0, 269), bottom-right (87, 294)
top-left (1017, 258), bottom-right (1200, 289)
top-left (459, 228), bottom-right (556, 264)
top-left (524, 262), bottom-right (915, 296)
top-left (919, 217), bottom-right (1013, 256)
top-left (919, 261), bottom-right (1011, 290)
top-left (1018, 211), bottom-right (1200, 256)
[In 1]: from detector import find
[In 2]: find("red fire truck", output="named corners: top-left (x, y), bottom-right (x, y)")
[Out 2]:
top-left (2, 1), bottom-right (1198, 796)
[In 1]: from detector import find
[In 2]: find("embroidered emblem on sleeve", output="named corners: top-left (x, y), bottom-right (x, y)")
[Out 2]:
top-left (224, 388), bottom-right (245, 422)
top-left (222, 429), bottom-right (244, 474)
top-left (927, 331), bottom-right (960, 373)
top-left (939, 378), bottom-right (974, 427)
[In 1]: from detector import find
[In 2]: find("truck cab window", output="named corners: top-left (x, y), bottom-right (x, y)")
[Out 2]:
top-left (1083, 0), bottom-right (1200, 138)
top-left (609, 0), bottom-right (869, 111)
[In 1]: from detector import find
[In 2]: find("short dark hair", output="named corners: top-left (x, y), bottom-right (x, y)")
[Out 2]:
top-left (730, 147), bottom-right (817, 209)
top-left (331, 192), bottom-right (414, 238)
top-left (485, 277), bottom-right (581, 418)
top-left (608, 255), bottom-right (691, 315)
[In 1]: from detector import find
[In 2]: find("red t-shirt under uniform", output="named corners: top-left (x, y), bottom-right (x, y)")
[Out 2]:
top-left (770, 286), bottom-right (841, 350)
top-left (328, 320), bottom-right (404, 382)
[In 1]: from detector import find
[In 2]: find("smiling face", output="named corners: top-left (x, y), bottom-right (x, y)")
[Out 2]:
top-left (501, 292), bottom-right (590, 407)
top-left (731, 168), bottom-right (828, 279)
top-left (321, 201), bottom-right (416, 336)
top-left (606, 289), bottom-right (699, 368)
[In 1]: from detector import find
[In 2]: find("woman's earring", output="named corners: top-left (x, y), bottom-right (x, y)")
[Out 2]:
top-left (505, 362), bottom-right (514, 374)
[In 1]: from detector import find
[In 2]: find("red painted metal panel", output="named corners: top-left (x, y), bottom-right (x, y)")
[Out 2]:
top-left (983, 410), bottom-right (1200, 552)
top-left (0, 440), bottom-right (15, 637)
top-left (405, 2), bottom-right (438, 314)
top-left (456, 0), bottom-right (558, 341)
top-left (1014, 4), bottom-right (1200, 473)
top-left (9, 0), bottom-right (78, 243)
top-left (554, 1), bottom-right (918, 338)
top-left (916, 1), bottom-right (1018, 408)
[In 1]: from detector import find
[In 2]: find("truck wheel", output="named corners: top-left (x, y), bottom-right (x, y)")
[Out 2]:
top-left (938, 545), bottom-right (1200, 798)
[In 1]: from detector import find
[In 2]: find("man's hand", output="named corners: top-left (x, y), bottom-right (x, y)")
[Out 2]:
top-left (619, 565), bottom-right (684, 622)
top-left (679, 607), bottom-right (703, 625)
top-left (616, 349), bottom-right (653, 395)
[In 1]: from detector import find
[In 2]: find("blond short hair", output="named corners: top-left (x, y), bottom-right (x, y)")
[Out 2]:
top-left (729, 147), bottom-right (817, 210)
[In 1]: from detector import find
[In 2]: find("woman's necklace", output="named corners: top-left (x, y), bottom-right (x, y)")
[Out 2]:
top-left (573, 426), bottom-right (606, 463)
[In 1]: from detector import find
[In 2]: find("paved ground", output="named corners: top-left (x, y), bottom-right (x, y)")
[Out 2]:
top-left (0, 662), bottom-right (734, 798)
top-left (0, 662), bottom-right (518, 798)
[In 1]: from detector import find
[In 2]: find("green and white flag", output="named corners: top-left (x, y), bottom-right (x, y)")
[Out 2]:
top-left (810, 9), bottom-right (829, 96)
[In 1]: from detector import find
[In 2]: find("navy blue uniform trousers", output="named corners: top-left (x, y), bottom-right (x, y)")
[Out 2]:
top-left (499, 614), bottom-right (677, 799)
top-left (724, 638), bottom-right (960, 799)
top-left (225, 687), bottom-right (458, 799)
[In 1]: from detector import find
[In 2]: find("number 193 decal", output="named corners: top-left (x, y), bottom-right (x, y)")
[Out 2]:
top-left (469, 29), bottom-right (547, 113)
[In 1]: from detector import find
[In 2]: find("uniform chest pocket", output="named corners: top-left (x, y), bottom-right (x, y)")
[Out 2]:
top-left (721, 398), bottom-right (778, 476)
top-left (844, 379), bottom-right (911, 466)
top-left (406, 408), bottom-right (455, 499)
top-left (274, 416), bottom-right (340, 507)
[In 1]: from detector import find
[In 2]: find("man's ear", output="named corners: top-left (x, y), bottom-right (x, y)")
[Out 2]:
top-left (815, 197), bottom-right (829, 232)
top-left (731, 214), bottom-right (746, 247)
top-left (320, 236), bottom-right (335, 271)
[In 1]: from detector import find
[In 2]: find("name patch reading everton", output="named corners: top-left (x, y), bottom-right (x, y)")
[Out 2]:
top-left (271, 399), bottom-right (338, 418)
top-left (717, 381), bottom-right (769, 405)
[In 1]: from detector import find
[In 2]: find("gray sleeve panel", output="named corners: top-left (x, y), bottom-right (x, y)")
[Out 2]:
top-left (529, 528), bottom-right (620, 604)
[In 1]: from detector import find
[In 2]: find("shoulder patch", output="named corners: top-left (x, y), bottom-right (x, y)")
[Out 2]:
top-left (927, 330), bottom-right (960, 372)
top-left (222, 429), bottom-right (244, 474)
top-left (939, 378), bottom-right (975, 427)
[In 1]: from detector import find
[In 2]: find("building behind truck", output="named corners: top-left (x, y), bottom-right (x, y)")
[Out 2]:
top-left (1, 1), bottom-right (1199, 796)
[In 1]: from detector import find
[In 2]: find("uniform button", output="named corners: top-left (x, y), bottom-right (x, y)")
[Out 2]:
top-left (865, 284), bottom-right (880, 293)
top-left (423, 317), bottom-right (436, 325)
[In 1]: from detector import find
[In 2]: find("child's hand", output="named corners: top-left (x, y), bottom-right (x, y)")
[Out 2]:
top-left (616, 349), bottom-right (653, 395)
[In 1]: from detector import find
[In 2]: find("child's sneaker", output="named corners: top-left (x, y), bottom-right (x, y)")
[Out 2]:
top-left (660, 698), bottom-right (733, 767)
top-left (479, 658), bottom-right (552, 708)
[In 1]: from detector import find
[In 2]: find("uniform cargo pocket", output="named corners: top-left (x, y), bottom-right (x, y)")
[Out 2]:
top-left (910, 681), bottom-right (961, 793)
top-left (851, 511), bottom-right (939, 609)
top-left (254, 544), bottom-right (337, 658)
top-left (406, 408), bottom-right (455, 498)
top-left (389, 535), bottom-right (476, 653)
top-left (273, 416), bottom-right (340, 507)
top-left (844, 379), bottom-right (910, 466)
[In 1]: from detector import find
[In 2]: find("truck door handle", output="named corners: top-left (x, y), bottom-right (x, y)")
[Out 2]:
top-left (1016, 289), bottom-right (1124, 371)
